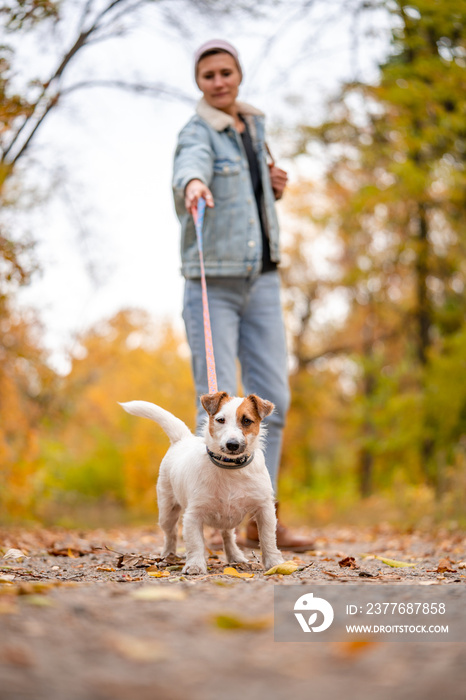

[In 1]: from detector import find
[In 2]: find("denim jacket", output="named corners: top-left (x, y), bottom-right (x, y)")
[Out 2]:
top-left (172, 98), bottom-right (281, 279)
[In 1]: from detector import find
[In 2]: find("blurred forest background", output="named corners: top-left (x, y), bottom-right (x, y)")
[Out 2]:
top-left (1, 0), bottom-right (465, 528)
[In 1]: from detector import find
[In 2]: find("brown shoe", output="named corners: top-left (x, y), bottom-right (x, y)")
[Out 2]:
top-left (206, 528), bottom-right (224, 549)
top-left (238, 503), bottom-right (315, 553)
top-left (206, 528), bottom-right (241, 549)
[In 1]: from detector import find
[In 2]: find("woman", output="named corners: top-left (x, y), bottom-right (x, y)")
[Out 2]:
top-left (172, 39), bottom-right (312, 551)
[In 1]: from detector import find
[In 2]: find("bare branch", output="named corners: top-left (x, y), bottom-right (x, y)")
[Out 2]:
top-left (60, 79), bottom-right (196, 104)
top-left (8, 95), bottom-right (59, 166)
top-left (77, 0), bottom-right (97, 34)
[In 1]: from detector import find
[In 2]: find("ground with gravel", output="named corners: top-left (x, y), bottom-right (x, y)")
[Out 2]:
top-left (1, 524), bottom-right (466, 700)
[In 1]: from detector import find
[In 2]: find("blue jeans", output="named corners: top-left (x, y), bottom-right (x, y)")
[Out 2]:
top-left (182, 271), bottom-right (290, 490)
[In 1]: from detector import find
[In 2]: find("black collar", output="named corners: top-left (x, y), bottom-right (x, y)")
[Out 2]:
top-left (206, 447), bottom-right (255, 470)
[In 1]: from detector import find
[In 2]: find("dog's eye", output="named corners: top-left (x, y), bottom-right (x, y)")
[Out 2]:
top-left (241, 416), bottom-right (253, 426)
top-left (215, 417), bottom-right (225, 424)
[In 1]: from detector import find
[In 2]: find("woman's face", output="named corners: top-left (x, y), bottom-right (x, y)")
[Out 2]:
top-left (196, 52), bottom-right (241, 114)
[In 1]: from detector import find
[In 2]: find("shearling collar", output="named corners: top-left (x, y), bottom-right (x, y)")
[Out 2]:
top-left (196, 97), bottom-right (264, 131)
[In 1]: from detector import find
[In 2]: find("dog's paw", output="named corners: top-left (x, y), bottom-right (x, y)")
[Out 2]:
top-left (227, 551), bottom-right (249, 565)
top-left (263, 555), bottom-right (285, 571)
top-left (182, 561), bottom-right (207, 575)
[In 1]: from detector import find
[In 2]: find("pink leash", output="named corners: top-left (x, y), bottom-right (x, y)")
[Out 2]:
top-left (192, 197), bottom-right (218, 395)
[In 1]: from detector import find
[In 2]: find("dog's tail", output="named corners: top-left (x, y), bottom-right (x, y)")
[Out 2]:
top-left (119, 401), bottom-right (192, 444)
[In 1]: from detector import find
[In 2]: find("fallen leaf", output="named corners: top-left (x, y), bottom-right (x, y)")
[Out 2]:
top-left (96, 567), bottom-right (115, 572)
top-left (47, 547), bottom-right (91, 558)
top-left (339, 556), bottom-right (359, 569)
top-left (436, 558), bottom-right (457, 573)
top-left (264, 561), bottom-right (299, 576)
top-left (110, 634), bottom-right (167, 662)
top-left (147, 571), bottom-right (171, 578)
top-left (373, 556), bottom-right (416, 568)
top-left (15, 581), bottom-right (72, 595)
top-left (213, 613), bottom-right (273, 631)
top-left (3, 549), bottom-right (29, 561)
top-left (223, 567), bottom-right (254, 579)
top-left (0, 574), bottom-right (15, 583)
top-left (23, 595), bottom-right (55, 607)
top-left (333, 640), bottom-right (379, 658)
top-left (116, 553), bottom-right (157, 569)
top-left (131, 587), bottom-right (187, 601)
top-left (457, 562), bottom-right (466, 570)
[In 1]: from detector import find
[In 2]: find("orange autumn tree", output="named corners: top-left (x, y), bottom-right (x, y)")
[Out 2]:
top-left (0, 306), bottom-right (57, 517)
top-left (36, 309), bottom-right (195, 520)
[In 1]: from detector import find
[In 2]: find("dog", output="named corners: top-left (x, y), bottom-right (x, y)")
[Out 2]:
top-left (120, 391), bottom-right (284, 575)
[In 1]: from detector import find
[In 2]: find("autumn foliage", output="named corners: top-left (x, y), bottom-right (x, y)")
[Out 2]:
top-left (0, 309), bottom-right (196, 524)
top-left (1, 1), bottom-right (466, 527)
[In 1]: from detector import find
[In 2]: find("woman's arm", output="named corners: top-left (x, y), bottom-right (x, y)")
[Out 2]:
top-left (173, 121), bottom-right (215, 214)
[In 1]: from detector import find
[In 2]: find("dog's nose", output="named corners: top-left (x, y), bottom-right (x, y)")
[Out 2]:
top-left (226, 439), bottom-right (241, 453)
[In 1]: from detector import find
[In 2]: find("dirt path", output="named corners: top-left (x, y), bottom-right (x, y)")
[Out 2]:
top-left (1, 525), bottom-right (466, 700)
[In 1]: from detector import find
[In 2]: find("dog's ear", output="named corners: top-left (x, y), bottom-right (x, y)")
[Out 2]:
top-left (247, 394), bottom-right (275, 420)
top-left (200, 391), bottom-right (230, 416)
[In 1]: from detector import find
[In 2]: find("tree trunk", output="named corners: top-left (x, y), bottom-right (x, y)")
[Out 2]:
top-left (359, 314), bottom-right (375, 497)
top-left (415, 203), bottom-right (437, 486)
top-left (416, 203), bottom-right (431, 366)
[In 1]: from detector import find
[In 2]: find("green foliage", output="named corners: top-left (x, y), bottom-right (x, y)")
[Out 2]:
top-left (281, 0), bottom-right (466, 504)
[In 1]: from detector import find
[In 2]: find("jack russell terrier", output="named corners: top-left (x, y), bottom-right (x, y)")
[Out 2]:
top-left (120, 391), bottom-right (284, 575)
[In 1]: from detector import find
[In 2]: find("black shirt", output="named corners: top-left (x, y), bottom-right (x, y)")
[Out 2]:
top-left (239, 116), bottom-right (277, 273)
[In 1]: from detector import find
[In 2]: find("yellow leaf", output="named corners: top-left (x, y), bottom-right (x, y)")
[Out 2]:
top-left (264, 560), bottom-right (299, 576)
top-left (24, 595), bottom-right (55, 607)
top-left (223, 567), bottom-right (254, 579)
top-left (374, 556), bottom-right (416, 568)
top-left (147, 570), bottom-right (171, 578)
top-left (131, 587), bottom-right (187, 601)
top-left (96, 567), bottom-right (115, 572)
top-left (213, 613), bottom-right (273, 630)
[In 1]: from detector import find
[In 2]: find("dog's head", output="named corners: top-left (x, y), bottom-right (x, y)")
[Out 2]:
top-left (200, 392), bottom-right (274, 457)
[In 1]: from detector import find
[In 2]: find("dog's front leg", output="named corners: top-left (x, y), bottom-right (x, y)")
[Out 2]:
top-left (182, 510), bottom-right (207, 575)
top-left (222, 529), bottom-right (248, 564)
top-left (255, 503), bottom-right (284, 571)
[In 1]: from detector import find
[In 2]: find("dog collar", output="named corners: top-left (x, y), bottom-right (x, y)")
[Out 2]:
top-left (206, 447), bottom-right (255, 470)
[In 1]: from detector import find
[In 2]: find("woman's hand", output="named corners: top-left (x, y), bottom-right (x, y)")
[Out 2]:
top-left (184, 179), bottom-right (215, 214)
top-left (269, 165), bottom-right (288, 200)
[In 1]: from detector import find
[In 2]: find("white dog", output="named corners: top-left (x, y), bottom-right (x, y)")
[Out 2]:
top-left (120, 391), bottom-right (284, 575)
